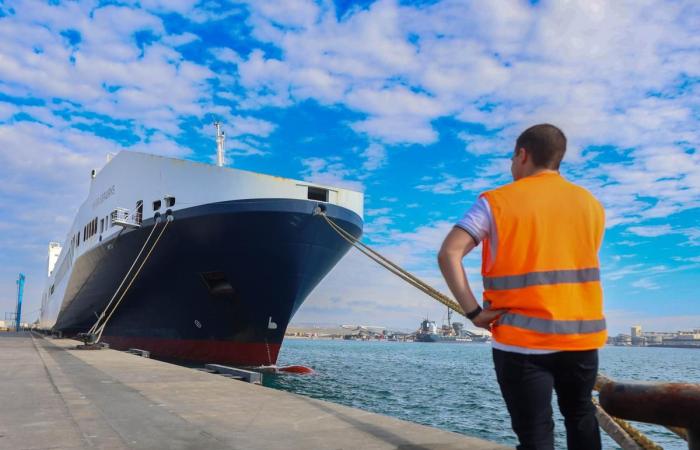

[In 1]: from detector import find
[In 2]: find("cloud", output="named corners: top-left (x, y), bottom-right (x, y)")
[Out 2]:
top-left (627, 225), bottom-right (675, 238)
top-left (300, 156), bottom-right (364, 192)
top-left (0, 2), bottom-right (214, 134)
top-left (630, 278), bottom-right (660, 290)
top-left (297, 219), bottom-right (483, 330)
top-left (359, 142), bottom-right (386, 172)
top-left (626, 224), bottom-right (700, 246)
top-left (232, 0), bottom-right (700, 226)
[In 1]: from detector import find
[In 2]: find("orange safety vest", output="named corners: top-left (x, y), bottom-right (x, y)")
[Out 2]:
top-left (480, 171), bottom-right (607, 351)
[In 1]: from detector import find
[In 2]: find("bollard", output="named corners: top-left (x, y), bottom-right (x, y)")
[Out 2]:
top-left (599, 381), bottom-right (700, 450)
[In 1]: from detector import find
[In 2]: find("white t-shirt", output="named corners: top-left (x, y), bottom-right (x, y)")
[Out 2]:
top-left (456, 197), bottom-right (556, 355)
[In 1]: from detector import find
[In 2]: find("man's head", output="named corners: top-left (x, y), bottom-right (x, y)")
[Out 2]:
top-left (510, 124), bottom-right (567, 180)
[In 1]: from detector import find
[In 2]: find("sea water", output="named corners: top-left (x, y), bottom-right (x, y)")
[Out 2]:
top-left (266, 340), bottom-right (700, 449)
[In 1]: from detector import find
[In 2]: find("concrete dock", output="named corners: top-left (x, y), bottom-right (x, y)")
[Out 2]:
top-left (1, 332), bottom-right (507, 450)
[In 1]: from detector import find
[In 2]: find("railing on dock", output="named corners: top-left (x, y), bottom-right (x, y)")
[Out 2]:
top-left (595, 374), bottom-right (700, 450)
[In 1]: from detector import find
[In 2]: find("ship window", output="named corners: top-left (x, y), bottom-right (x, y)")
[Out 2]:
top-left (165, 196), bottom-right (175, 207)
top-left (76, 232), bottom-right (80, 246)
top-left (100, 218), bottom-right (104, 233)
top-left (307, 186), bottom-right (328, 202)
top-left (153, 200), bottom-right (161, 211)
top-left (200, 271), bottom-right (235, 296)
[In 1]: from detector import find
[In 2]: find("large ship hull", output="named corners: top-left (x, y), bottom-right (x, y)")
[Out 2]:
top-left (53, 198), bottom-right (361, 366)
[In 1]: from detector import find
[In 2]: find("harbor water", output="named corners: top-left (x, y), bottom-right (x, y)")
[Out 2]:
top-left (267, 340), bottom-right (700, 450)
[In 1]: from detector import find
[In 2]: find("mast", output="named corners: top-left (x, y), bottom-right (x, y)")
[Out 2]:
top-left (214, 121), bottom-right (226, 167)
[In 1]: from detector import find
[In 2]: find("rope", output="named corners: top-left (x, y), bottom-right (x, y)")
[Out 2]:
top-left (319, 208), bottom-right (668, 450)
top-left (319, 211), bottom-right (465, 316)
top-left (88, 218), bottom-right (162, 336)
top-left (93, 218), bottom-right (170, 343)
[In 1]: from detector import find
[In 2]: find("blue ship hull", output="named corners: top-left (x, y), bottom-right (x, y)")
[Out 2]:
top-left (53, 198), bottom-right (362, 366)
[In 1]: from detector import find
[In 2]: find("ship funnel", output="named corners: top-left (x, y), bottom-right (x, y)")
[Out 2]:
top-left (214, 121), bottom-right (226, 167)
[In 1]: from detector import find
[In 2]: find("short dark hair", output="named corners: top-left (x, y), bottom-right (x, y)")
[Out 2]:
top-left (515, 124), bottom-right (567, 169)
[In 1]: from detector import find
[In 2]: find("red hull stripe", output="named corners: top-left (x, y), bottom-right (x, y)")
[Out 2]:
top-left (103, 336), bottom-right (281, 366)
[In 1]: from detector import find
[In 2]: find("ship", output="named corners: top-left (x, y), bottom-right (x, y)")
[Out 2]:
top-left (414, 309), bottom-right (490, 343)
top-left (39, 125), bottom-right (363, 366)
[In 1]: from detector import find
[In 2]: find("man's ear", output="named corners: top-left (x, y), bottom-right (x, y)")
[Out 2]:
top-left (517, 147), bottom-right (528, 164)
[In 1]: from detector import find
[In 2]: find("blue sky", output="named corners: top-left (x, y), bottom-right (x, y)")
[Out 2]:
top-left (0, 0), bottom-right (698, 334)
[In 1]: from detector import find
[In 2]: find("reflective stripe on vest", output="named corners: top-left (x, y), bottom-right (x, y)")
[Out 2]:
top-left (498, 313), bottom-right (607, 335)
top-left (483, 268), bottom-right (600, 291)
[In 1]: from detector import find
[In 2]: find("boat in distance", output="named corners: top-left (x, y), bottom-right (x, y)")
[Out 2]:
top-left (39, 143), bottom-right (363, 366)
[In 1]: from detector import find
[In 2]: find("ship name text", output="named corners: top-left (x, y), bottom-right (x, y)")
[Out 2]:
top-left (93, 185), bottom-right (115, 209)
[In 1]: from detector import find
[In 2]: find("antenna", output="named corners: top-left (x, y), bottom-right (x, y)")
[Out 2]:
top-left (214, 121), bottom-right (226, 167)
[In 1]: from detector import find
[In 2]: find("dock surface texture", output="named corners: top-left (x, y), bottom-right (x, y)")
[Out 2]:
top-left (1, 332), bottom-right (507, 450)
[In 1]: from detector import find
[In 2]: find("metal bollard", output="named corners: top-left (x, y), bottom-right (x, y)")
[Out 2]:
top-left (599, 381), bottom-right (700, 450)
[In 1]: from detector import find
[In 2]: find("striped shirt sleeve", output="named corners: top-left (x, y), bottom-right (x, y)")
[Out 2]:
top-left (455, 197), bottom-right (491, 244)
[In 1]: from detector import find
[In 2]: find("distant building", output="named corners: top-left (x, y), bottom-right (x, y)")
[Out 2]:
top-left (662, 330), bottom-right (700, 348)
top-left (631, 325), bottom-right (644, 346)
top-left (612, 334), bottom-right (632, 346)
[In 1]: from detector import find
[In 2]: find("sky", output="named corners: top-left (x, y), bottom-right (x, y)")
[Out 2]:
top-left (0, 0), bottom-right (698, 335)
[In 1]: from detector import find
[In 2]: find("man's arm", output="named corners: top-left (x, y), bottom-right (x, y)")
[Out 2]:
top-left (437, 227), bottom-right (502, 330)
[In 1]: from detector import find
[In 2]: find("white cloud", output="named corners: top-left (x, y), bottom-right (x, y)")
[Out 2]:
top-left (0, 2), bottom-right (214, 134)
top-left (300, 156), bottom-right (364, 192)
top-left (230, 0), bottom-right (700, 227)
top-left (297, 219), bottom-right (483, 329)
top-left (627, 225), bottom-right (675, 238)
top-left (359, 142), bottom-right (386, 172)
top-left (366, 207), bottom-right (391, 217)
top-left (630, 278), bottom-right (660, 290)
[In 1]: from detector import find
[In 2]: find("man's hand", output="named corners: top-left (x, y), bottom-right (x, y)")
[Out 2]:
top-left (471, 309), bottom-right (504, 330)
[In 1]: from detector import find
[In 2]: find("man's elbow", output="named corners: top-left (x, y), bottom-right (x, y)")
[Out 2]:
top-left (437, 247), bottom-right (455, 268)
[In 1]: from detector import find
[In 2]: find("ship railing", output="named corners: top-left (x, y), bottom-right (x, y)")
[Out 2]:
top-left (110, 208), bottom-right (142, 229)
top-left (595, 374), bottom-right (700, 450)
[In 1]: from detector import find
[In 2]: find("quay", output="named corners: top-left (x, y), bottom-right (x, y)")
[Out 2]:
top-left (0, 332), bottom-right (506, 450)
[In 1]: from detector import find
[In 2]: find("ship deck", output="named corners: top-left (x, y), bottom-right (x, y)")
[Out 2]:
top-left (0, 332), bottom-right (506, 449)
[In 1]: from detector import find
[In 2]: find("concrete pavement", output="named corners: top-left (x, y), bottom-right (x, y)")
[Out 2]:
top-left (0, 332), bottom-right (508, 450)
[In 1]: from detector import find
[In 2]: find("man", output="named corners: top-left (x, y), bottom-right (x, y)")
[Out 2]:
top-left (437, 124), bottom-right (606, 450)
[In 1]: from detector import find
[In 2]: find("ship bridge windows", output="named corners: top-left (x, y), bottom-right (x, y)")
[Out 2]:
top-left (164, 196), bottom-right (175, 208)
top-left (307, 186), bottom-right (328, 202)
top-left (153, 199), bottom-right (161, 211)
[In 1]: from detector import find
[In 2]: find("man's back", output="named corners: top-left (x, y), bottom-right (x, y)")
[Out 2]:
top-left (481, 171), bottom-right (607, 351)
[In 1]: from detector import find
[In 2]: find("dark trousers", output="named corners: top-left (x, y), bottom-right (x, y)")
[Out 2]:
top-left (493, 348), bottom-right (601, 450)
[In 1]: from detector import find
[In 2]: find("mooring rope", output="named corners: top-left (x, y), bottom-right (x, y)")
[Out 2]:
top-left (88, 218), bottom-right (162, 336)
top-left (317, 208), bottom-right (670, 450)
top-left (91, 218), bottom-right (170, 343)
top-left (317, 209), bottom-right (465, 316)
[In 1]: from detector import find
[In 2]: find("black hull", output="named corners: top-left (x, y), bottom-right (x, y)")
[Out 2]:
top-left (54, 198), bottom-right (362, 365)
